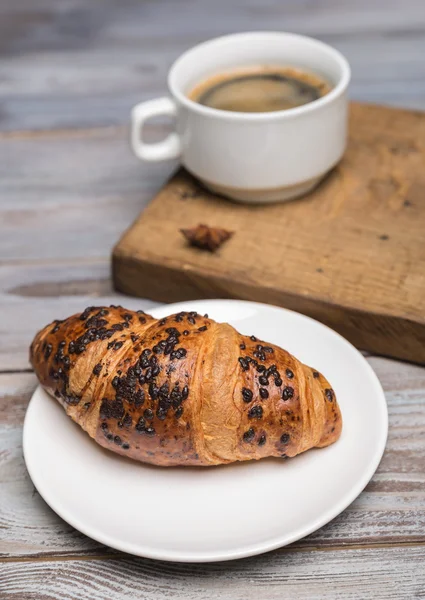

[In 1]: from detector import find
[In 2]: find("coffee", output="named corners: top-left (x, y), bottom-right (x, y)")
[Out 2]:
top-left (188, 65), bottom-right (331, 113)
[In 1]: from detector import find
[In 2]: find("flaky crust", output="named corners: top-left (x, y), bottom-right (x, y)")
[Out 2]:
top-left (30, 306), bottom-right (342, 466)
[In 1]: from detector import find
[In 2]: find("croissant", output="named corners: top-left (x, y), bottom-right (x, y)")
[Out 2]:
top-left (30, 305), bottom-right (342, 466)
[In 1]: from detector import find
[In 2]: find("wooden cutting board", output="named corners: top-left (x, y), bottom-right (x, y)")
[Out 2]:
top-left (113, 102), bottom-right (425, 364)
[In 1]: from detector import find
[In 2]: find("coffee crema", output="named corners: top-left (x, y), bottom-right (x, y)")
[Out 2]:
top-left (188, 65), bottom-right (332, 113)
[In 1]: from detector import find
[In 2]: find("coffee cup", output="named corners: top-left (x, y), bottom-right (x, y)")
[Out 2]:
top-left (131, 32), bottom-right (351, 203)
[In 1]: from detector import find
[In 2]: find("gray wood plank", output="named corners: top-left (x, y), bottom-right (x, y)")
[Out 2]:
top-left (1, 0), bottom-right (425, 131)
top-left (1, 546), bottom-right (425, 599)
top-left (0, 128), bottom-right (174, 264)
top-left (1, 355), bottom-right (424, 558)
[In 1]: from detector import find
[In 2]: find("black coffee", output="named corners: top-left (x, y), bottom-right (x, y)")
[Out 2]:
top-left (188, 66), bottom-right (331, 113)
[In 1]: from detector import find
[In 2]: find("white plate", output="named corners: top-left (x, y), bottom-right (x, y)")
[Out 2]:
top-left (24, 300), bottom-right (388, 562)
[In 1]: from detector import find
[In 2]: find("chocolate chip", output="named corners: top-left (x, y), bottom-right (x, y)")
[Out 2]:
top-left (122, 413), bottom-right (132, 427)
top-left (135, 417), bottom-right (146, 432)
top-left (282, 387), bottom-right (294, 401)
top-left (122, 443), bottom-right (130, 450)
top-left (170, 389), bottom-right (182, 408)
top-left (159, 382), bottom-right (169, 398)
top-left (134, 389), bottom-right (145, 407)
top-left (79, 307), bottom-right (94, 321)
top-left (250, 335), bottom-right (257, 342)
top-left (313, 371), bottom-right (320, 379)
top-left (164, 343), bottom-right (174, 356)
top-left (183, 330), bottom-right (189, 336)
top-left (280, 433), bottom-right (290, 444)
top-left (248, 405), bottom-right (263, 419)
top-left (242, 388), bottom-right (253, 403)
top-left (259, 388), bottom-right (269, 399)
top-left (114, 435), bottom-right (122, 445)
top-left (149, 383), bottom-right (159, 400)
top-left (274, 377), bottom-right (283, 387)
top-left (198, 326), bottom-right (207, 332)
top-left (263, 346), bottom-right (273, 353)
top-left (238, 357), bottom-right (249, 371)
top-left (100, 422), bottom-right (108, 431)
top-left (100, 398), bottom-right (124, 420)
top-left (182, 385), bottom-right (189, 400)
top-left (258, 433), bottom-right (267, 446)
top-left (259, 375), bottom-right (269, 386)
top-left (144, 408), bottom-right (154, 420)
top-left (93, 363), bottom-right (102, 376)
top-left (256, 364), bottom-right (266, 373)
top-left (140, 356), bottom-right (150, 368)
top-left (175, 407), bottom-right (183, 418)
top-left (325, 388), bottom-right (334, 402)
top-left (156, 407), bottom-right (168, 420)
top-left (145, 427), bottom-right (155, 436)
top-left (239, 342), bottom-right (246, 350)
top-left (243, 427), bottom-right (255, 442)
top-left (286, 369), bottom-right (294, 379)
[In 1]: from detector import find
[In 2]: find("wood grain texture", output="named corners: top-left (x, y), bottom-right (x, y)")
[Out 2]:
top-left (1, 0), bottom-right (425, 131)
top-left (2, 547), bottom-right (425, 600)
top-left (1, 355), bottom-right (424, 558)
top-left (114, 103), bottom-right (425, 363)
top-left (0, 126), bottom-right (174, 263)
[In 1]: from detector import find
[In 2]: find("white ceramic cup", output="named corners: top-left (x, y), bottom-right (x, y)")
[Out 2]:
top-left (131, 32), bottom-right (351, 203)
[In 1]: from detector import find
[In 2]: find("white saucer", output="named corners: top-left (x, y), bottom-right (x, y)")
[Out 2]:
top-left (23, 300), bottom-right (388, 562)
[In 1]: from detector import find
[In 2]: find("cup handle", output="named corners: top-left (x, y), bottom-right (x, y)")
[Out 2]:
top-left (131, 97), bottom-right (182, 162)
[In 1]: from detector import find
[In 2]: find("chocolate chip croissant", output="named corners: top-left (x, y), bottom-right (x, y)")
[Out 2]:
top-left (30, 306), bottom-right (342, 466)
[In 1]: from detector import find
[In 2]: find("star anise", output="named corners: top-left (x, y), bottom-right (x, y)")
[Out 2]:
top-left (180, 223), bottom-right (234, 252)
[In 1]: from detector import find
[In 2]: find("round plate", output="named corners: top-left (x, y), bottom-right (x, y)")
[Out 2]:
top-left (24, 300), bottom-right (388, 562)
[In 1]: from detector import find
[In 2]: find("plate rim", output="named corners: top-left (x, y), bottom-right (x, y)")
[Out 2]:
top-left (23, 299), bottom-right (388, 562)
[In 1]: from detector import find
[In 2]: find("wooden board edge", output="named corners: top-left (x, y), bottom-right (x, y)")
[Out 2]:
top-left (112, 251), bottom-right (425, 364)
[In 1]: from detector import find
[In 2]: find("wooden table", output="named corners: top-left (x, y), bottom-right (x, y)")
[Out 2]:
top-left (1, 1), bottom-right (425, 597)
